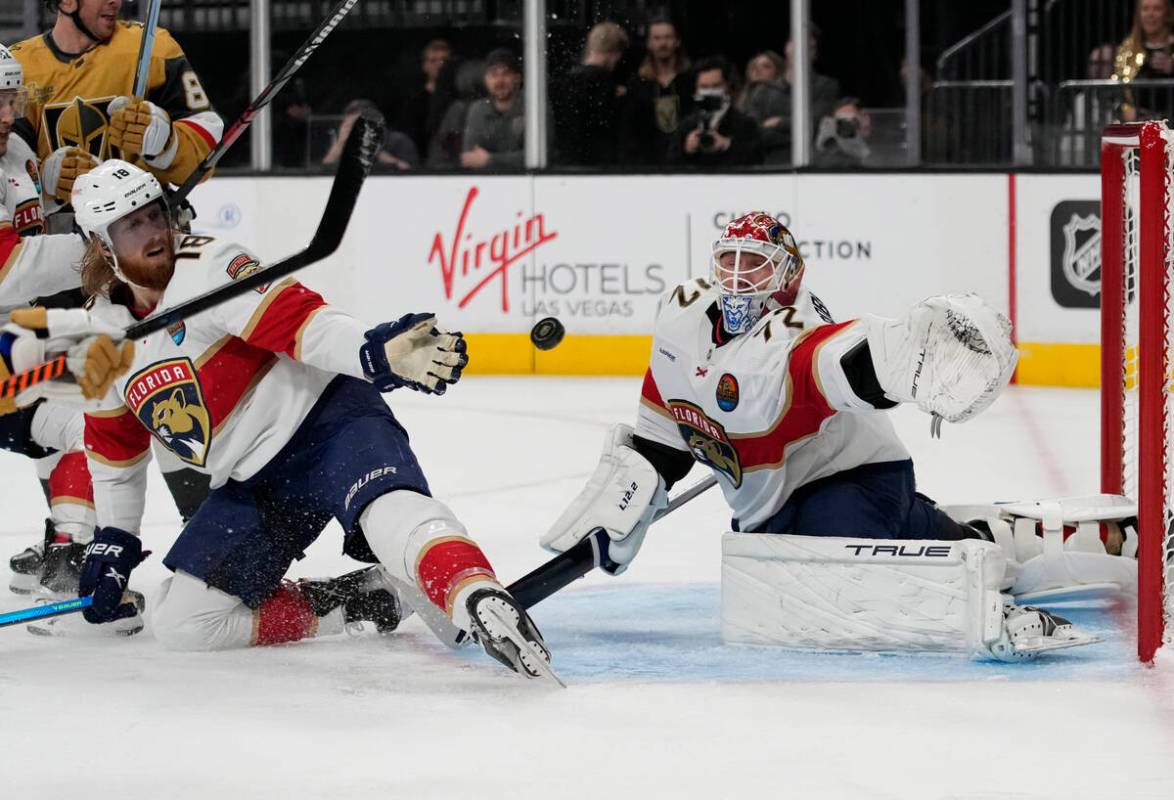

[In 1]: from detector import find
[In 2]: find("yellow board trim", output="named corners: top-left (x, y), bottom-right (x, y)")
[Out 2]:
top-left (463, 334), bottom-right (1105, 389)
top-left (462, 333), bottom-right (652, 376)
top-left (1015, 342), bottom-right (1101, 388)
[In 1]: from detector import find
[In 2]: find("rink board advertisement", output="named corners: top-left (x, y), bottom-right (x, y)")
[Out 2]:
top-left (188, 171), bottom-right (1093, 384)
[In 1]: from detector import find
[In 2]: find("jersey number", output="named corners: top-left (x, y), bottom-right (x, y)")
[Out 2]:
top-left (755, 306), bottom-right (804, 342)
top-left (181, 71), bottom-right (210, 111)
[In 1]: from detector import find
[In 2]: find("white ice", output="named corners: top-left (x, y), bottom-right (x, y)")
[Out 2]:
top-left (2, 378), bottom-right (1173, 799)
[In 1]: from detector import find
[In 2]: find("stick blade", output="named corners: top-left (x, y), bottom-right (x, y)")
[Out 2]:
top-left (306, 114), bottom-right (383, 262)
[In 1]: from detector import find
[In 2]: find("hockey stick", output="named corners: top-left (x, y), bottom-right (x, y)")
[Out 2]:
top-left (171, 0), bottom-right (360, 206)
top-left (0, 114), bottom-right (382, 400)
top-left (131, 0), bottom-right (162, 98)
top-left (507, 474), bottom-right (719, 609)
top-left (0, 596), bottom-right (92, 629)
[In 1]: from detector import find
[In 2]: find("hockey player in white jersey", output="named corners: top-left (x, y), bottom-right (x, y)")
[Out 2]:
top-left (0, 42), bottom-right (132, 598)
top-left (543, 211), bottom-right (1096, 661)
top-left (9, 158), bottom-right (554, 678)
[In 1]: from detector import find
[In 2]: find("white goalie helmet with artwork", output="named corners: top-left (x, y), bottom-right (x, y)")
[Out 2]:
top-left (711, 211), bottom-right (804, 334)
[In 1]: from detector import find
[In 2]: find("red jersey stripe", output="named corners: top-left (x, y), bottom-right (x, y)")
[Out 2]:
top-left (640, 367), bottom-right (668, 409)
top-left (240, 280), bottom-right (328, 358)
top-left (729, 321), bottom-right (855, 470)
top-left (175, 117), bottom-right (218, 149)
top-left (193, 335), bottom-right (277, 431)
top-left (85, 409), bottom-right (151, 466)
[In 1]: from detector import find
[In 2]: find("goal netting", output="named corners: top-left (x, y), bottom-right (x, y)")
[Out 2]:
top-left (1101, 121), bottom-right (1174, 663)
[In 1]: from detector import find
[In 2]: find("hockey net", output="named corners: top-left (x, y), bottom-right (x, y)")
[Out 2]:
top-left (1101, 121), bottom-right (1174, 663)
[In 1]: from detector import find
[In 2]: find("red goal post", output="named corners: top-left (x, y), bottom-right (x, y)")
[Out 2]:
top-left (1100, 121), bottom-right (1173, 663)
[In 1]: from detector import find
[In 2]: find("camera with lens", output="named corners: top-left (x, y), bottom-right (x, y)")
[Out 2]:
top-left (691, 90), bottom-right (727, 152)
top-left (835, 116), bottom-right (859, 139)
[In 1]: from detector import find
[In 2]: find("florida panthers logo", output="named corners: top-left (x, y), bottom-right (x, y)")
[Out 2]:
top-left (124, 358), bottom-right (211, 466)
top-left (668, 400), bottom-right (743, 487)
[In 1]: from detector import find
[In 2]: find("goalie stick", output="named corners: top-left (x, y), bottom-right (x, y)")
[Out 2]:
top-left (0, 114), bottom-right (383, 400)
top-left (171, 0), bottom-right (360, 206)
top-left (506, 474), bottom-right (719, 609)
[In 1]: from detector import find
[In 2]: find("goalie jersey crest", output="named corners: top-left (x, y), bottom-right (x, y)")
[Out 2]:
top-left (124, 358), bottom-right (211, 466)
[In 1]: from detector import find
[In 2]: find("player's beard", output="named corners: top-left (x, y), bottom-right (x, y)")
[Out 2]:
top-left (118, 233), bottom-right (176, 291)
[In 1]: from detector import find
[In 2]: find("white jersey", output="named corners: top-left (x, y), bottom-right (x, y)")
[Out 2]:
top-left (0, 135), bottom-right (85, 314)
top-left (84, 234), bottom-right (373, 532)
top-left (635, 279), bottom-right (909, 531)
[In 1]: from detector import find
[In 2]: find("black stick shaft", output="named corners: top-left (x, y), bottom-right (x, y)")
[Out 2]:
top-left (507, 475), bottom-right (718, 609)
top-left (128, 115), bottom-right (379, 340)
top-left (171, 0), bottom-right (360, 204)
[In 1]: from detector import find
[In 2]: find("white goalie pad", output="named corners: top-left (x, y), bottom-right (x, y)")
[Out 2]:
top-left (721, 533), bottom-right (1006, 658)
top-left (943, 495), bottom-right (1138, 603)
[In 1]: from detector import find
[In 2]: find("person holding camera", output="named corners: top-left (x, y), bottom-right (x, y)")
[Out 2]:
top-left (668, 56), bottom-right (763, 168)
top-left (814, 98), bottom-right (872, 168)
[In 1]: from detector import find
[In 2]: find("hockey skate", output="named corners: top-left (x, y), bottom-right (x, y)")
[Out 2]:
top-left (299, 566), bottom-right (409, 634)
top-left (985, 604), bottom-right (1099, 662)
top-left (37, 540), bottom-right (85, 599)
top-left (26, 590), bottom-right (146, 637)
top-left (8, 520), bottom-right (53, 595)
top-left (464, 587), bottom-right (563, 686)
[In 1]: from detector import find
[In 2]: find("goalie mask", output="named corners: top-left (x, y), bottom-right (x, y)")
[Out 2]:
top-left (711, 211), bottom-right (804, 335)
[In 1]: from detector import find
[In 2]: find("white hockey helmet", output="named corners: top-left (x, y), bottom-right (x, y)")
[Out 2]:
top-left (0, 44), bottom-right (22, 89)
top-left (710, 211), bottom-right (804, 334)
top-left (73, 159), bottom-right (167, 281)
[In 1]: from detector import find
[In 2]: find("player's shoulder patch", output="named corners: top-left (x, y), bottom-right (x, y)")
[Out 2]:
top-left (224, 251), bottom-right (267, 293)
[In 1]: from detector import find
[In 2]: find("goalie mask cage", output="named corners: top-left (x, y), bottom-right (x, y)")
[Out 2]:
top-left (1101, 121), bottom-right (1174, 663)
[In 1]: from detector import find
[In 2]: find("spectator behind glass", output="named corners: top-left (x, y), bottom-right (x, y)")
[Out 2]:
top-left (461, 49), bottom-right (525, 170)
top-left (552, 21), bottom-right (630, 166)
top-left (741, 32), bottom-right (841, 164)
top-left (620, 18), bottom-right (691, 165)
top-left (813, 97), bottom-right (872, 168)
top-left (1058, 44), bottom-right (1118, 166)
top-left (398, 39), bottom-right (454, 155)
top-left (1114, 0), bottom-right (1174, 121)
top-left (669, 56), bottom-right (763, 168)
top-left (427, 58), bottom-right (486, 168)
top-left (323, 99), bottom-right (419, 170)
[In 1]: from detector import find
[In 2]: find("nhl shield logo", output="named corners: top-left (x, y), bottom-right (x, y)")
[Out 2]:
top-left (1050, 200), bottom-right (1102, 309)
top-left (1061, 213), bottom-right (1101, 296)
top-left (124, 358), bottom-right (211, 466)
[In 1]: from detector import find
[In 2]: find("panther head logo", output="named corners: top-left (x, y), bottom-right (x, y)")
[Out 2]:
top-left (149, 387), bottom-right (211, 465)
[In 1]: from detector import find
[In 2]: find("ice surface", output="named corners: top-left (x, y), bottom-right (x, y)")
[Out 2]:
top-left (2, 378), bottom-right (1173, 799)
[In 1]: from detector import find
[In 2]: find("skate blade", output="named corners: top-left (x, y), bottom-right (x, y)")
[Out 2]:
top-left (381, 571), bottom-right (465, 649)
top-left (481, 603), bottom-right (566, 688)
top-left (1014, 630), bottom-right (1100, 655)
top-left (27, 613), bottom-right (144, 638)
top-left (8, 573), bottom-right (40, 595)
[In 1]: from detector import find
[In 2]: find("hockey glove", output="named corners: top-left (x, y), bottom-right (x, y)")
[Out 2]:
top-left (40, 145), bottom-right (100, 207)
top-left (360, 313), bottom-right (468, 395)
top-left (79, 527), bottom-right (149, 624)
top-left (542, 424), bottom-right (668, 576)
top-left (107, 97), bottom-right (176, 164)
top-left (8, 307), bottom-right (134, 401)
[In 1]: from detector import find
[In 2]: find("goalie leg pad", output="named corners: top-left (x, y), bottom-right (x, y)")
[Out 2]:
top-left (721, 533), bottom-right (1008, 657)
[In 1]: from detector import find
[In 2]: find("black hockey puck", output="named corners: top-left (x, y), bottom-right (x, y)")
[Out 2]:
top-left (530, 317), bottom-right (566, 351)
